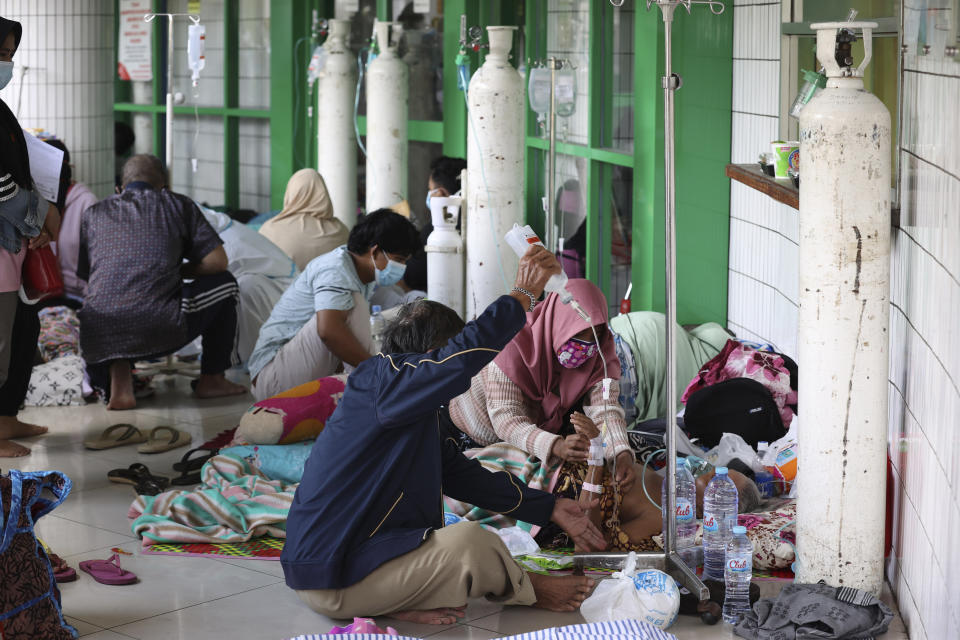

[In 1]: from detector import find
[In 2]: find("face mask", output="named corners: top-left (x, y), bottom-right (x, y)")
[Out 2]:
top-left (556, 337), bottom-right (598, 369)
top-left (374, 251), bottom-right (407, 286)
top-left (425, 188), bottom-right (439, 212)
top-left (0, 62), bottom-right (13, 91)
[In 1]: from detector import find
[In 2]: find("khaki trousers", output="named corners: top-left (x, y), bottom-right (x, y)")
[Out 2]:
top-left (296, 522), bottom-right (537, 618)
top-left (252, 292), bottom-right (372, 401)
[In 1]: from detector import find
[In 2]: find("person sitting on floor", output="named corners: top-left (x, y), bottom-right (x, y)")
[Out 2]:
top-left (282, 245), bottom-right (605, 624)
top-left (248, 209), bottom-right (420, 401)
top-left (259, 169), bottom-right (349, 272)
top-left (78, 154), bottom-right (247, 409)
top-left (196, 203), bottom-right (298, 366)
top-left (45, 137), bottom-right (97, 303)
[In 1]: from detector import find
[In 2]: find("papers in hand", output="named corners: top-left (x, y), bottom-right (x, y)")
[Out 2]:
top-left (23, 129), bottom-right (65, 204)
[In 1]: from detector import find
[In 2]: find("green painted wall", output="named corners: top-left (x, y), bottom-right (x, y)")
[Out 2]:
top-left (634, 6), bottom-right (733, 326)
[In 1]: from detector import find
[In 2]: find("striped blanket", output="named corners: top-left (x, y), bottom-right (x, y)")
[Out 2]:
top-left (288, 620), bottom-right (678, 640)
top-left (129, 454), bottom-right (296, 547)
top-left (444, 442), bottom-right (562, 536)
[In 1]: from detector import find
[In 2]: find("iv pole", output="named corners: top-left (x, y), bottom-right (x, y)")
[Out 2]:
top-left (144, 12), bottom-right (200, 184)
top-left (573, 0), bottom-right (725, 622)
top-left (137, 12), bottom-right (203, 381)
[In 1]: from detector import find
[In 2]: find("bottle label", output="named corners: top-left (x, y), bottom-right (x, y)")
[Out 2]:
top-left (676, 499), bottom-right (694, 523)
top-left (703, 512), bottom-right (718, 532)
top-left (727, 557), bottom-right (751, 573)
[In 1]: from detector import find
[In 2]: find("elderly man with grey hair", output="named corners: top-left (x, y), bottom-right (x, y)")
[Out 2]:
top-left (78, 154), bottom-right (247, 409)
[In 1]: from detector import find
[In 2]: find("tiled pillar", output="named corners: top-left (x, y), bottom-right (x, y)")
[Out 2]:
top-left (1, 2), bottom-right (115, 199)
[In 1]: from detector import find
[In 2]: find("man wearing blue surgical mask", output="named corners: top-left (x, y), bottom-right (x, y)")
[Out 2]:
top-left (249, 209), bottom-right (421, 401)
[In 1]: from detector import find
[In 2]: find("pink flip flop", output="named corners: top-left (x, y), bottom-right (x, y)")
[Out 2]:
top-left (78, 553), bottom-right (138, 585)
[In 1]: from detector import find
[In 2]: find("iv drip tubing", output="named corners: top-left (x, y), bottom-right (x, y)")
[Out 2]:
top-left (354, 51), bottom-right (368, 157)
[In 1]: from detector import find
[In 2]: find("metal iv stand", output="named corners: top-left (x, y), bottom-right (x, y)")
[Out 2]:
top-left (137, 11), bottom-right (204, 381)
top-left (573, 0), bottom-right (725, 623)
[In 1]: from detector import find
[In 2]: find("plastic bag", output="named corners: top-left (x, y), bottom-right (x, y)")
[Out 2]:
top-left (494, 526), bottom-right (540, 557)
top-left (580, 552), bottom-right (680, 629)
top-left (703, 432), bottom-right (766, 473)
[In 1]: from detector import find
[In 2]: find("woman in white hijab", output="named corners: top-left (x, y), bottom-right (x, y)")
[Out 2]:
top-left (260, 169), bottom-right (349, 271)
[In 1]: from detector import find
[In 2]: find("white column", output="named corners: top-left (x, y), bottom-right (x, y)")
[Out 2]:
top-left (2, 1), bottom-right (116, 199)
top-left (131, 80), bottom-right (153, 155)
top-left (465, 26), bottom-right (524, 319)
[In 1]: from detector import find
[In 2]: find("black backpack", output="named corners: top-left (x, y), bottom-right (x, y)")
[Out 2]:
top-left (683, 377), bottom-right (786, 449)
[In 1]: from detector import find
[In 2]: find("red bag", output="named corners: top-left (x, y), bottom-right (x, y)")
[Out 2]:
top-left (21, 244), bottom-right (64, 301)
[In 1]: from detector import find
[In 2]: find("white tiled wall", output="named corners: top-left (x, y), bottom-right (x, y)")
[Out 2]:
top-left (727, 0), bottom-right (798, 357)
top-left (1, 1), bottom-right (115, 199)
top-left (886, 45), bottom-right (960, 640)
top-left (238, 118), bottom-right (271, 212)
top-left (729, 2), bottom-right (960, 638)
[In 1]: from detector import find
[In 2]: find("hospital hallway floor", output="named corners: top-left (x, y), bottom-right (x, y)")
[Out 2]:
top-left (11, 373), bottom-right (909, 640)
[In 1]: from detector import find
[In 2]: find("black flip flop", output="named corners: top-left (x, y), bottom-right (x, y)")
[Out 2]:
top-left (172, 447), bottom-right (217, 473)
top-left (107, 463), bottom-right (170, 494)
top-left (170, 470), bottom-right (202, 486)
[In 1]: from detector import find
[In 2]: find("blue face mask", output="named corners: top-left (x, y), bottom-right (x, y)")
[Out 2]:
top-left (374, 251), bottom-right (407, 286)
top-left (425, 188), bottom-right (440, 212)
top-left (0, 62), bottom-right (13, 91)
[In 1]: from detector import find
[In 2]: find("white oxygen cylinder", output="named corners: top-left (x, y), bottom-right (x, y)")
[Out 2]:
top-left (317, 19), bottom-right (358, 229)
top-left (365, 22), bottom-right (408, 212)
top-left (465, 26), bottom-right (524, 320)
top-left (796, 21), bottom-right (891, 596)
top-left (425, 196), bottom-right (465, 318)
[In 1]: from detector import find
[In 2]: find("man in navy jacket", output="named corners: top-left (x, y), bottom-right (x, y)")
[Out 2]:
top-left (283, 246), bottom-right (606, 625)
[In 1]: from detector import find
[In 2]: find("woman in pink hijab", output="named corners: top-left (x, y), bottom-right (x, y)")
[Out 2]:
top-left (449, 279), bottom-right (635, 487)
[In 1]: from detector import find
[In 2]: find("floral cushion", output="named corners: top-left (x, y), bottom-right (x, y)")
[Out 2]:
top-left (235, 375), bottom-right (348, 445)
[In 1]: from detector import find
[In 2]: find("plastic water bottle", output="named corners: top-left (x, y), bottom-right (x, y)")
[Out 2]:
top-left (662, 457), bottom-right (698, 567)
top-left (369, 305), bottom-right (385, 353)
top-left (702, 466), bottom-right (738, 581)
top-left (722, 525), bottom-right (753, 623)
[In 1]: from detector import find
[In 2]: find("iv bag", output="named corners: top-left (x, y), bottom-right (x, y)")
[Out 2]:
top-left (528, 67), bottom-right (551, 114)
top-left (527, 66), bottom-right (577, 117)
top-left (308, 45), bottom-right (327, 85)
top-left (554, 68), bottom-right (576, 117)
top-left (188, 23), bottom-right (206, 83)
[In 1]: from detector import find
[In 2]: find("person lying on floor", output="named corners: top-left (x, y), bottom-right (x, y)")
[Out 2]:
top-left (248, 209), bottom-right (421, 401)
top-left (282, 246), bottom-right (606, 625)
top-left (526, 412), bottom-right (762, 550)
top-left (78, 154), bottom-right (247, 409)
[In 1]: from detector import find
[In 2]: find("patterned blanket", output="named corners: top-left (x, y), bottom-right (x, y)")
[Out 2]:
top-left (444, 442), bottom-right (562, 536)
top-left (129, 454), bottom-right (297, 547)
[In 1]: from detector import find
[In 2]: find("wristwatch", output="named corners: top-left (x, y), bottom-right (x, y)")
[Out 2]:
top-left (511, 287), bottom-right (537, 312)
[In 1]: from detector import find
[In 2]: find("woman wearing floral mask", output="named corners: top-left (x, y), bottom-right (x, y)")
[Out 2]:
top-left (447, 280), bottom-right (658, 549)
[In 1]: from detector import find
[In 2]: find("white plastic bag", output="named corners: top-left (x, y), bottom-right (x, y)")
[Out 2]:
top-left (704, 432), bottom-right (766, 473)
top-left (494, 526), bottom-right (540, 557)
top-left (580, 552), bottom-right (680, 629)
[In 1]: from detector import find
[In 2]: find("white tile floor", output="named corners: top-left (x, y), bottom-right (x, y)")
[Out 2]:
top-left (9, 374), bottom-right (909, 640)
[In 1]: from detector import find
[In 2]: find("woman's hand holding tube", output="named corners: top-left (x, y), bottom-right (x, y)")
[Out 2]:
top-left (614, 451), bottom-right (637, 493)
top-left (551, 497), bottom-right (607, 552)
top-left (552, 433), bottom-right (589, 463)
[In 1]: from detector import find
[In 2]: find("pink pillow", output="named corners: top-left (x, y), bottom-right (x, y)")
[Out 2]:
top-left (236, 374), bottom-right (348, 445)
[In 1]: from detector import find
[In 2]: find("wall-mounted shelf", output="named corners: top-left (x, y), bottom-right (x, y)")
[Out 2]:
top-left (726, 163), bottom-right (799, 209)
top-left (725, 162), bottom-right (900, 227)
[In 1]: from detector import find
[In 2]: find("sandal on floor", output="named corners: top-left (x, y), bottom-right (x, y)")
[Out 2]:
top-left (48, 552), bottom-right (77, 583)
top-left (84, 424), bottom-right (147, 450)
top-left (172, 447), bottom-right (216, 473)
top-left (79, 553), bottom-right (138, 586)
top-left (107, 463), bottom-right (170, 494)
top-left (137, 426), bottom-right (192, 454)
top-left (170, 469), bottom-right (202, 486)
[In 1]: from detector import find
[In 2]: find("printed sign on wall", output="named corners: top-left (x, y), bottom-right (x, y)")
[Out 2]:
top-left (118, 0), bottom-right (152, 81)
